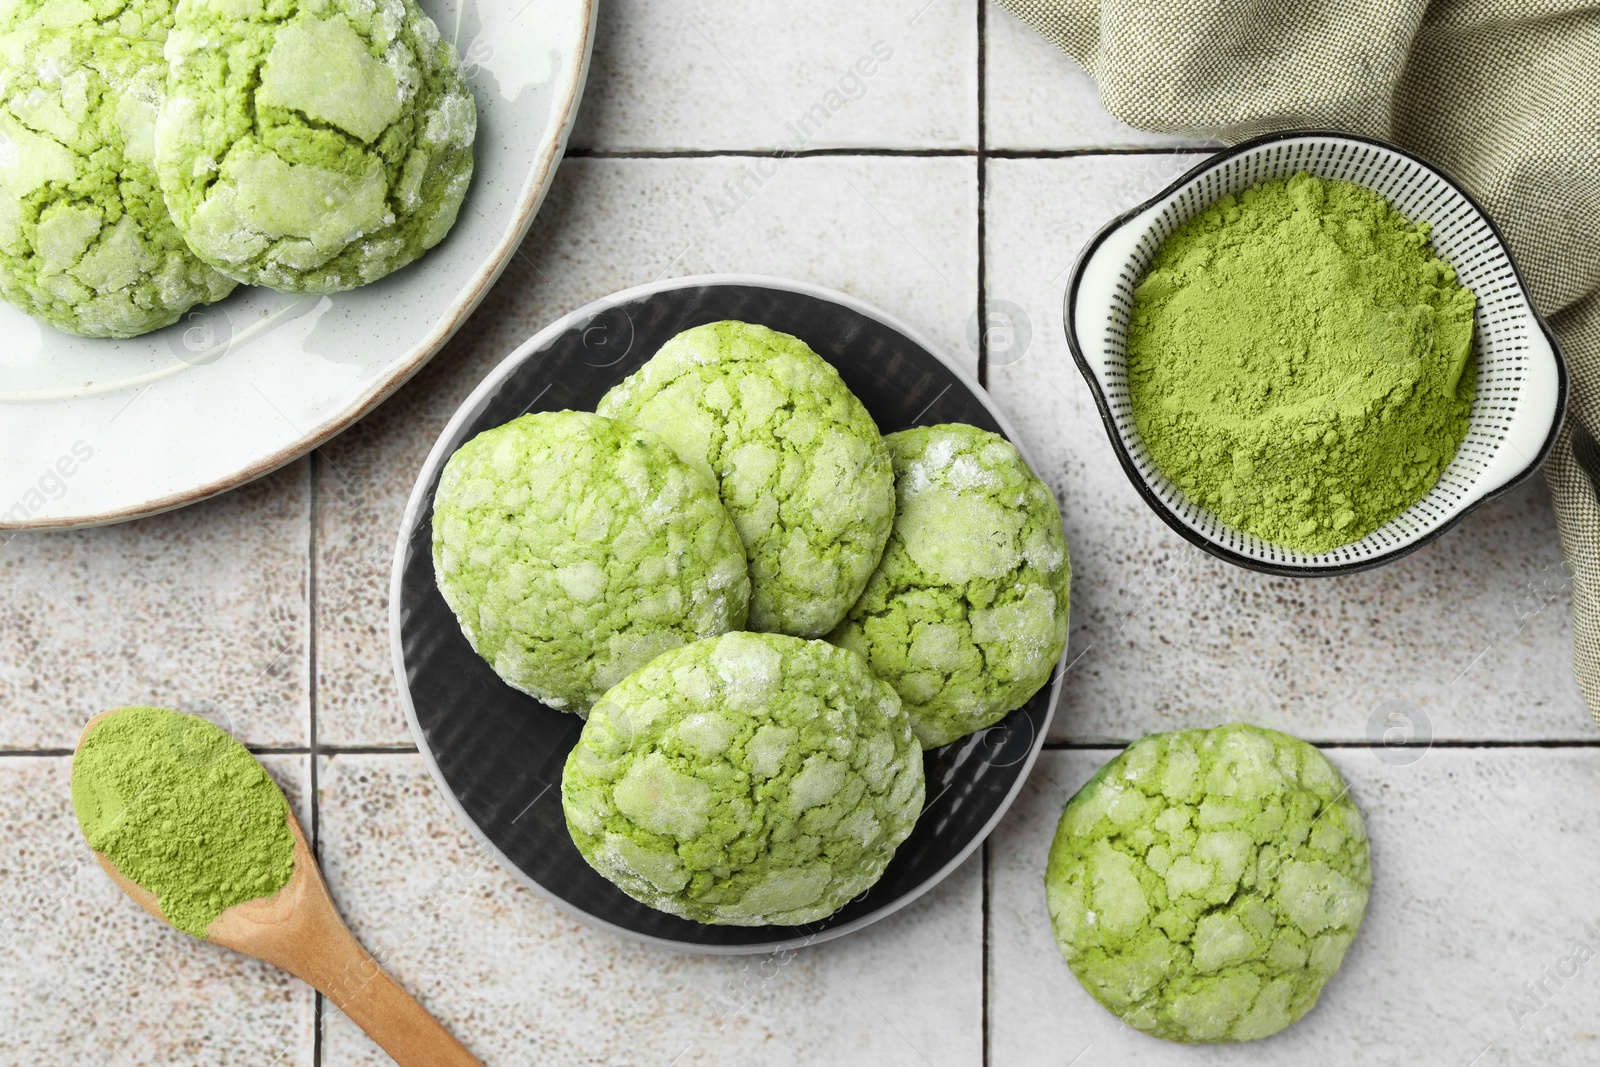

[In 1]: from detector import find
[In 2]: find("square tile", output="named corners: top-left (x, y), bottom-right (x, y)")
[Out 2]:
top-left (983, 3), bottom-right (1212, 152)
top-left (316, 155), bottom-right (979, 745)
top-left (569, 0), bottom-right (978, 151)
top-left (0, 754), bottom-right (315, 1065)
top-left (0, 461), bottom-right (311, 750)
top-left (316, 753), bottom-right (983, 1065)
top-left (982, 155), bottom-right (1588, 741)
top-left (988, 748), bottom-right (1600, 1066)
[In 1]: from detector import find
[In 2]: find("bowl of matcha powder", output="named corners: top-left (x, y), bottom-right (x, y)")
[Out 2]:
top-left (1066, 131), bottom-right (1566, 575)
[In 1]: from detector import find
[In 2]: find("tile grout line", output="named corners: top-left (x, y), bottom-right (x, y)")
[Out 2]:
top-left (561, 146), bottom-right (1210, 160)
top-left (567, 146), bottom-right (977, 158)
top-left (308, 450), bottom-right (323, 1067)
top-left (988, 147), bottom-right (1212, 159)
top-left (975, 0), bottom-right (989, 391)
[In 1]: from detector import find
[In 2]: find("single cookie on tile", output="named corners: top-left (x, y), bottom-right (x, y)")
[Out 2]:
top-left (830, 423), bottom-right (1069, 748)
top-left (431, 411), bottom-right (750, 716)
top-left (1046, 723), bottom-right (1371, 1043)
top-left (598, 320), bottom-right (896, 638)
top-left (562, 632), bottom-right (924, 925)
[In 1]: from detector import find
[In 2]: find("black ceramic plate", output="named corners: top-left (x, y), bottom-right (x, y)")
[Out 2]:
top-left (390, 275), bottom-right (1063, 953)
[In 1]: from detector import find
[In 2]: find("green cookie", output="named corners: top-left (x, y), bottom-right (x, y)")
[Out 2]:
top-left (156, 0), bottom-right (475, 292)
top-left (830, 424), bottom-right (1069, 748)
top-left (432, 411), bottom-right (750, 716)
top-left (0, 21), bottom-right (234, 336)
top-left (598, 321), bottom-right (896, 638)
top-left (563, 632), bottom-right (925, 926)
top-left (1, 0), bottom-right (176, 34)
top-left (1046, 724), bottom-right (1371, 1043)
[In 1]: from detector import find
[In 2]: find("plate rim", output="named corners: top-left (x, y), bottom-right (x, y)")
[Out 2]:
top-left (5, 0), bottom-right (599, 531)
top-left (387, 273), bottom-right (1066, 955)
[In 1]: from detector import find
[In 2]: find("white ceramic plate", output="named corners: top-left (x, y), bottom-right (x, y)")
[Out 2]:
top-left (0, 0), bottom-right (596, 529)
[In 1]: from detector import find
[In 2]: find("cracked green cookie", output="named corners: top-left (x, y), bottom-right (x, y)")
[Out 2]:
top-left (597, 321), bottom-right (896, 638)
top-left (1, 0), bottom-right (175, 34)
top-left (563, 632), bottom-right (925, 926)
top-left (156, 0), bottom-right (476, 292)
top-left (432, 411), bottom-right (750, 716)
top-left (1046, 723), bottom-right (1371, 1043)
top-left (0, 20), bottom-right (235, 336)
top-left (829, 424), bottom-right (1069, 748)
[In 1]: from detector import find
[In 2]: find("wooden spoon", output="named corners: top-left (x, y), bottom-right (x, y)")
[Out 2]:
top-left (74, 709), bottom-right (482, 1067)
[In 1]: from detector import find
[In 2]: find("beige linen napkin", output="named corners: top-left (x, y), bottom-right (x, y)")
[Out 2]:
top-left (998, 0), bottom-right (1600, 722)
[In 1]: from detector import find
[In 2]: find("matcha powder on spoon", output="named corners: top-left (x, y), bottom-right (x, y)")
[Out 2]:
top-left (1126, 171), bottom-right (1476, 553)
top-left (72, 706), bottom-right (295, 937)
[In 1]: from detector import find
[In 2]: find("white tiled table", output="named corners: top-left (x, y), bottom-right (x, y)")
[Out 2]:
top-left (3, 4), bottom-right (1596, 1064)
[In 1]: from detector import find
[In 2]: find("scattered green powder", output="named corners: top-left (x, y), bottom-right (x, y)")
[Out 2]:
top-left (71, 706), bottom-right (295, 938)
top-left (1126, 171), bottom-right (1477, 553)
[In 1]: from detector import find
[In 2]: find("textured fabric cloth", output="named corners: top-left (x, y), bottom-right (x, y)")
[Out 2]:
top-left (998, 0), bottom-right (1600, 721)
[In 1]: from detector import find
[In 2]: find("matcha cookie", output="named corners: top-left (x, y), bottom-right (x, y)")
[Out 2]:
top-left (156, 0), bottom-right (476, 292)
top-left (0, 23), bottom-right (234, 337)
top-left (1, 0), bottom-right (172, 33)
top-left (830, 424), bottom-right (1069, 748)
top-left (563, 632), bottom-right (925, 925)
top-left (1046, 723), bottom-right (1371, 1043)
top-left (597, 321), bottom-right (896, 638)
top-left (432, 411), bottom-right (750, 716)
top-left (1, 0), bottom-right (175, 34)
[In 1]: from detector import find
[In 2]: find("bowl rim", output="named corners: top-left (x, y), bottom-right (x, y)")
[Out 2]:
top-left (1062, 128), bottom-right (1570, 578)
top-left (388, 272), bottom-right (1065, 954)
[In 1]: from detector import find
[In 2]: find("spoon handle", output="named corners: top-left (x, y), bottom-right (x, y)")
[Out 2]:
top-left (260, 818), bottom-right (484, 1066)
top-left (313, 945), bottom-right (484, 1067)
top-left (263, 864), bottom-right (482, 1067)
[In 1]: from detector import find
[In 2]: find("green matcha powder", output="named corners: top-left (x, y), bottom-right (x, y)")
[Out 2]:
top-left (1127, 171), bottom-right (1476, 553)
top-left (72, 706), bottom-right (295, 937)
